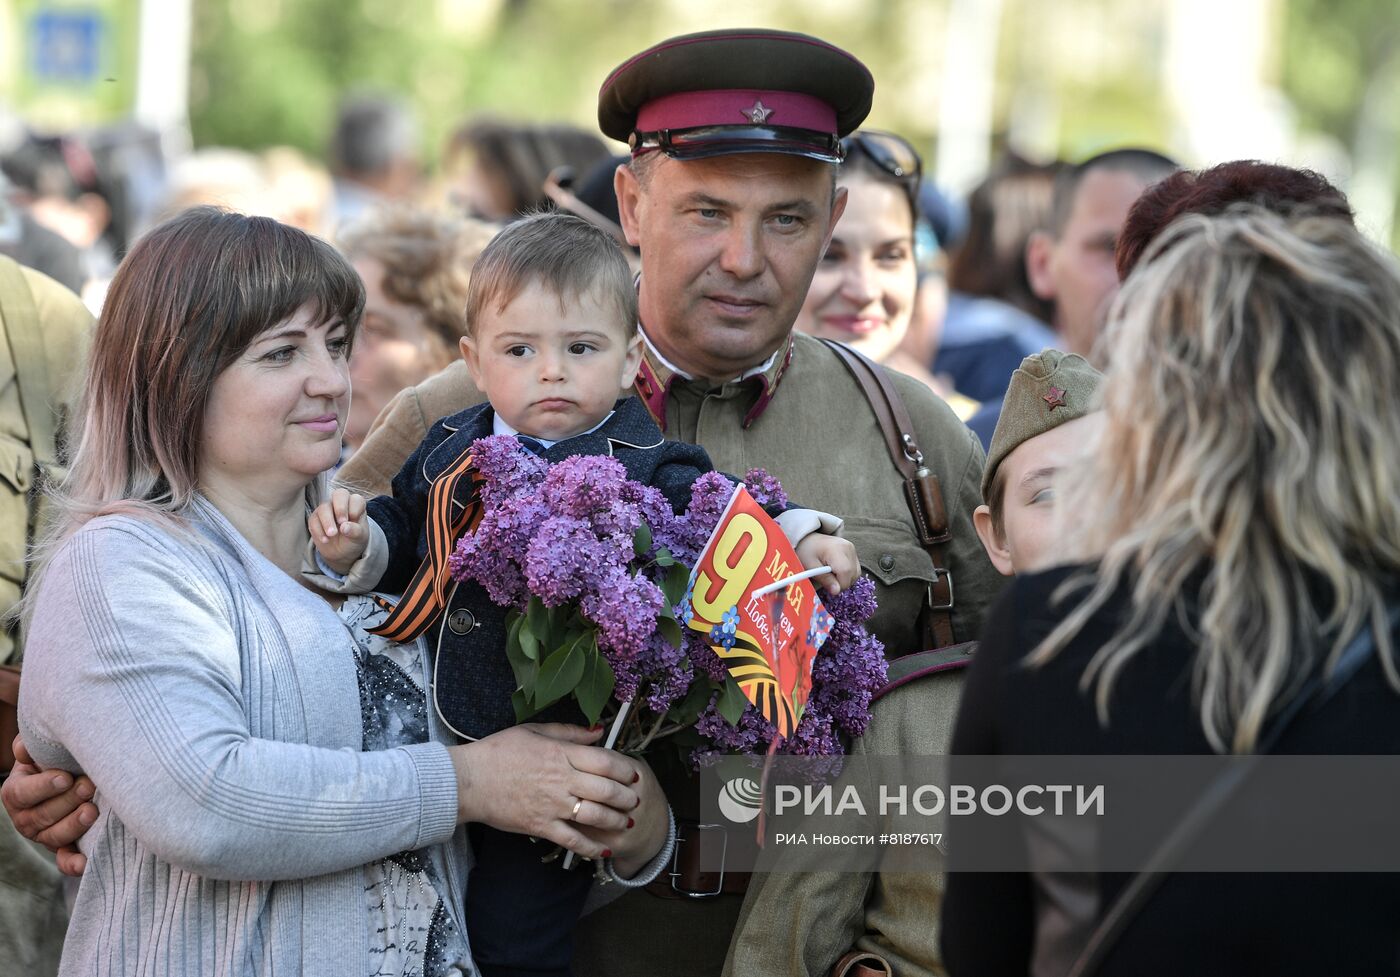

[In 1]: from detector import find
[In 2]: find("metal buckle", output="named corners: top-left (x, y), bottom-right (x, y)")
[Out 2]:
top-left (928, 569), bottom-right (954, 611)
top-left (900, 433), bottom-right (925, 468)
top-left (669, 822), bottom-right (728, 898)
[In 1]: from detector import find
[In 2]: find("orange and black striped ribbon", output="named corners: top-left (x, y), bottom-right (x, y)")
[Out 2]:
top-left (368, 448), bottom-right (484, 642)
top-left (710, 631), bottom-right (798, 737)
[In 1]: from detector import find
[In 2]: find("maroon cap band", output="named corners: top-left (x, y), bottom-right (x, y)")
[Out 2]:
top-left (636, 89), bottom-right (837, 136)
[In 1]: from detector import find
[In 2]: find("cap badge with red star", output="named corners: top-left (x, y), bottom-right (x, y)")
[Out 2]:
top-left (744, 99), bottom-right (774, 124)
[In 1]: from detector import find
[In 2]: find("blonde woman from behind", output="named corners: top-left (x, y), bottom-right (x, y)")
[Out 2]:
top-left (943, 208), bottom-right (1400, 977)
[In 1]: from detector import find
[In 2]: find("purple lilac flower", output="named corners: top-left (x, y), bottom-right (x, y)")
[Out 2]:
top-left (693, 695), bottom-right (776, 758)
top-left (806, 614), bottom-right (886, 740)
top-left (581, 569), bottom-right (664, 661)
top-left (589, 500), bottom-right (645, 564)
top-left (541, 455), bottom-right (629, 518)
top-left (637, 632), bottom-right (694, 713)
top-left (684, 631), bottom-right (727, 683)
top-left (469, 435), bottom-right (547, 504)
top-left (823, 574), bottom-right (879, 625)
top-left (449, 493), bottom-right (547, 608)
top-left (621, 482), bottom-right (678, 544)
top-left (783, 711), bottom-right (843, 759)
top-left (456, 442), bottom-right (882, 764)
top-left (743, 468), bottom-right (789, 510)
top-left (523, 515), bottom-right (621, 606)
top-left (671, 471), bottom-right (736, 557)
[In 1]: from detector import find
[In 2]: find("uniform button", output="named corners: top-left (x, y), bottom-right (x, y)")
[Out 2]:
top-left (447, 609), bottom-right (476, 635)
top-left (878, 554), bottom-right (896, 572)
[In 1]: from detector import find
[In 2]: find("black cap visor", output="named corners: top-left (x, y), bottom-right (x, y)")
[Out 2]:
top-left (631, 124), bottom-right (845, 163)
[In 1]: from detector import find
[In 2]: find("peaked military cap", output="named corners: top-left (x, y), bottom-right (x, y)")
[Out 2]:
top-left (982, 350), bottom-right (1103, 501)
top-left (598, 28), bottom-right (874, 163)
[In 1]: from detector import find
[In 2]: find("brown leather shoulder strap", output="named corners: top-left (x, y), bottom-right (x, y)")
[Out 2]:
top-left (819, 339), bottom-right (957, 649)
top-left (821, 338), bottom-right (920, 478)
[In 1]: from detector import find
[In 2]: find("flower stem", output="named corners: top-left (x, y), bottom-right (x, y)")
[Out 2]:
top-left (635, 709), bottom-right (670, 752)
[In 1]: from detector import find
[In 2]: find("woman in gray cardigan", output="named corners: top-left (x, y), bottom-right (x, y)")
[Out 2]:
top-left (13, 208), bottom-right (674, 976)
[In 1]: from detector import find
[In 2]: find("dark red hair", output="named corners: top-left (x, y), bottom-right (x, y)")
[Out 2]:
top-left (1116, 160), bottom-right (1354, 280)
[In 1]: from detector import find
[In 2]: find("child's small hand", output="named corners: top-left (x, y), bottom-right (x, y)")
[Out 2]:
top-left (308, 488), bottom-right (370, 574)
top-left (794, 533), bottom-right (860, 596)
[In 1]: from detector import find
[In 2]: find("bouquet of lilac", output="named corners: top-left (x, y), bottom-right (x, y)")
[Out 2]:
top-left (447, 435), bottom-right (887, 764)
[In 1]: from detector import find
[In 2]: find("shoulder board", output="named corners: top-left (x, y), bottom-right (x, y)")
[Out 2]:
top-left (874, 642), bottom-right (977, 704)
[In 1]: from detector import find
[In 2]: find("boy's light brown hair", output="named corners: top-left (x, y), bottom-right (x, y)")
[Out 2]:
top-left (464, 211), bottom-right (637, 338)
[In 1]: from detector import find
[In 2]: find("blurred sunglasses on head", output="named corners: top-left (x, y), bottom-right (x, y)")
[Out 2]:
top-left (841, 130), bottom-right (922, 207)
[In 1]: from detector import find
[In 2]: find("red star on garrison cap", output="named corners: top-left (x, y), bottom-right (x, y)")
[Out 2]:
top-left (1043, 386), bottom-right (1067, 410)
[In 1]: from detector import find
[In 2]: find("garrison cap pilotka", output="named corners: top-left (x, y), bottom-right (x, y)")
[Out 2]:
top-left (598, 28), bottom-right (874, 163)
top-left (981, 350), bottom-right (1104, 501)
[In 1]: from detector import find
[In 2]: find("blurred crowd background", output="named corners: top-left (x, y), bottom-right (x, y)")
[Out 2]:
top-left (0, 0), bottom-right (1396, 309)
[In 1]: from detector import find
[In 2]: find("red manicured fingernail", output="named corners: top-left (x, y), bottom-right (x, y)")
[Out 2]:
top-left (601, 849), bottom-right (613, 858)
top-left (631, 771), bottom-right (640, 784)
top-left (589, 723), bottom-right (604, 732)
top-left (626, 817), bottom-right (635, 829)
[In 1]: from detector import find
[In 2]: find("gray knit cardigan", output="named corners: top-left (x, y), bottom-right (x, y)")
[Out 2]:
top-left (19, 500), bottom-right (468, 976)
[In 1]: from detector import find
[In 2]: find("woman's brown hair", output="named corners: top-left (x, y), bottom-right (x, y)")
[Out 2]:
top-left (60, 206), bottom-right (364, 532)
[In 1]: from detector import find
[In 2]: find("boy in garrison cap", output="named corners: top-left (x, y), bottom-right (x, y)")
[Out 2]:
top-left (974, 349), bottom-right (1104, 575)
top-left (727, 350), bottom-right (1103, 977)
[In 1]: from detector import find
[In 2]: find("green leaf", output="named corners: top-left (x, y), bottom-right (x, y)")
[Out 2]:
top-left (717, 677), bottom-right (749, 726)
top-left (545, 605), bottom-right (573, 651)
top-left (511, 687), bottom-right (536, 723)
top-left (504, 614), bottom-right (540, 690)
top-left (575, 638), bottom-right (615, 726)
top-left (519, 623), bottom-right (540, 663)
top-left (505, 614), bottom-right (525, 667)
top-left (633, 522), bottom-right (653, 557)
top-left (653, 546), bottom-right (676, 567)
top-left (526, 596), bottom-right (548, 637)
top-left (533, 635), bottom-right (588, 710)
top-left (661, 563), bottom-right (691, 608)
top-left (658, 617), bottom-right (683, 649)
top-left (671, 680), bottom-right (712, 723)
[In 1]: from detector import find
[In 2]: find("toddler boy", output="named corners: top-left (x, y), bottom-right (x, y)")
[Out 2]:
top-left (308, 212), bottom-right (856, 976)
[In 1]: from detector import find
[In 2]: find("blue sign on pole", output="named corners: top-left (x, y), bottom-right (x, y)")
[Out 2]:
top-left (29, 10), bottom-right (106, 84)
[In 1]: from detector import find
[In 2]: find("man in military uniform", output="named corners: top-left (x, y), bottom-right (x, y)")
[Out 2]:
top-left (0, 252), bottom-right (93, 977)
top-left (725, 350), bottom-right (1103, 977)
top-left (336, 28), bottom-right (1000, 976)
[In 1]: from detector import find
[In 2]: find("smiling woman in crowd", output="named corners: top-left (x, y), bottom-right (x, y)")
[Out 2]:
top-left (794, 130), bottom-right (975, 417)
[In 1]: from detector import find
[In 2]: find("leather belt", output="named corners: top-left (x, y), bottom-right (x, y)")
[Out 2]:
top-left (644, 820), bottom-right (751, 899)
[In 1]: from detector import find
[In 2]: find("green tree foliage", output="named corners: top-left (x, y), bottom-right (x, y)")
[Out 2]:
top-left (188, 0), bottom-right (931, 166)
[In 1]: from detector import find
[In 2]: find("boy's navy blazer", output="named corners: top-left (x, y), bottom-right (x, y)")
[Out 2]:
top-left (368, 396), bottom-right (715, 739)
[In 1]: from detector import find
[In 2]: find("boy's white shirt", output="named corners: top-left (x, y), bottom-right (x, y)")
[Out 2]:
top-left (491, 409), bottom-right (615, 447)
